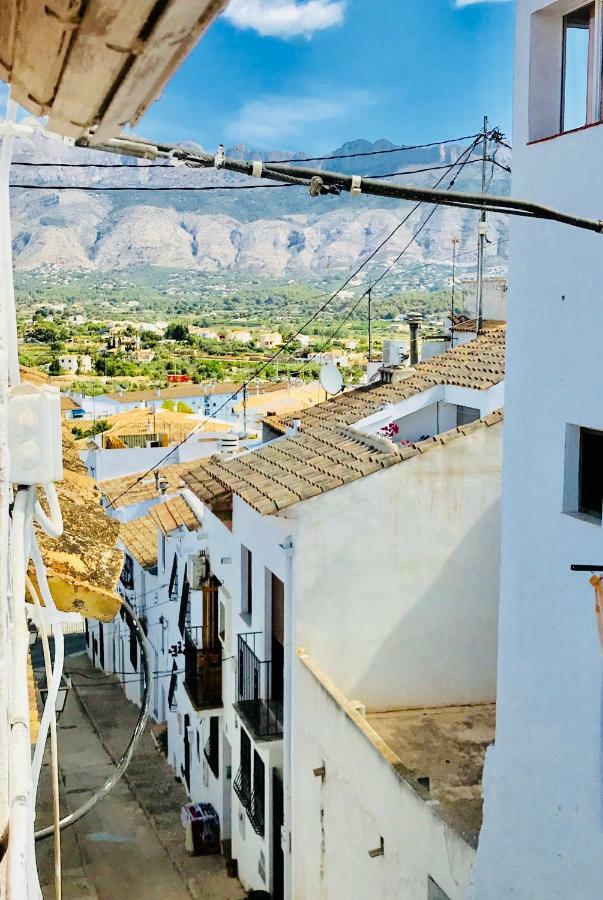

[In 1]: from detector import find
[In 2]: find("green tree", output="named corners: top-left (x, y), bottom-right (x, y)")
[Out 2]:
top-left (165, 322), bottom-right (190, 342)
top-left (162, 400), bottom-right (175, 411)
top-left (176, 401), bottom-right (193, 414)
top-left (48, 358), bottom-right (61, 375)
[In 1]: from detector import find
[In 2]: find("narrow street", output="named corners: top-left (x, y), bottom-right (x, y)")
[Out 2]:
top-left (35, 647), bottom-right (244, 900)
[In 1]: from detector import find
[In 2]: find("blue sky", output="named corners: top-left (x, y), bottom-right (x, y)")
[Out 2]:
top-left (140, 0), bottom-right (515, 154)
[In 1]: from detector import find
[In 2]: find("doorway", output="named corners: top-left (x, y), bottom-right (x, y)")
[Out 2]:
top-left (272, 769), bottom-right (284, 900)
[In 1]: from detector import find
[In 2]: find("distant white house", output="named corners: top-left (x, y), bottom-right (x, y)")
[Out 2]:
top-left (79, 354), bottom-right (92, 373)
top-left (259, 332), bottom-right (283, 349)
top-left (58, 354), bottom-right (78, 374)
top-left (227, 330), bottom-right (253, 344)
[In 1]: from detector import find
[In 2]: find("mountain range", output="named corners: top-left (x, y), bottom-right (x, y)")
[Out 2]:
top-left (9, 132), bottom-right (511, 281)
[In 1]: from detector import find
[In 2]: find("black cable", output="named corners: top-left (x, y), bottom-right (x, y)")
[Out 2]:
top-left (104, 134), bottom-right (483, 508)
top-left (8, 156), bottom-right (487, 192)
top-left (12, 132), bottom-right (481, 170)
top-left (294, 136), bottom-right (483, 375)
top-left (35, 596), bottom-right (151, 841)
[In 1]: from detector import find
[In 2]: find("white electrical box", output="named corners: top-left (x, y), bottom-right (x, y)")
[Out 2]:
top-left (8, 382), bottom-right (63, 485)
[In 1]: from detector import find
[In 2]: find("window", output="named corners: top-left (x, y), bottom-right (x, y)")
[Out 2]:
top-left (120, 553), bottom-right (134, 591)
top-left (168, 554), bottom-right (178, 601)
top-left (562, 3), bottom-right (596, 132)
top-left (530, 1), bottom-right (603, 140)
top-left (241, 545), bottom-right (253, 619)
top-left (128, 617), bottom-right (137, 671)
top-left (204, 716), bottom-right (220, 779)
top-left (579, 427), bottom-right (603, 518)
top-left (251, 751), bottom-right (265, 837)
top-left (564, 424), bottom-right (603, 522)
top-left (178, 566), bottom-right (190, 637)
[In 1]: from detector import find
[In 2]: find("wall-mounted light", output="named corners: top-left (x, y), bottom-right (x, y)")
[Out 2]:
top-left (39, 674), bottom-right (71, 720)
top-left (28, 620), bottom-right (38, 647)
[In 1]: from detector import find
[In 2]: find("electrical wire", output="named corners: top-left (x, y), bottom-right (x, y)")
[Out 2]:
top-left (8, 156), bottom-right (488, 192)
top-left (35, 595), bottom-right (151, 841)
top-left (294, 135), bottom-right (483, 375)
top-left (106, 133), bottom-right (483, 507)
top-left (11, 131), bottom-right (482, 169)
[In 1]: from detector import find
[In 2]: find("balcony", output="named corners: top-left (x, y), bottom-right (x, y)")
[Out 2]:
top-left (234, 633), bottom-right (283, 741)
top-left (233, 767), bottom-right (264, 837)
top-left (183, 627), bottom-right (222, 710)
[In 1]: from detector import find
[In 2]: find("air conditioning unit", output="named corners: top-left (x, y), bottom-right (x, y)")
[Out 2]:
top-left (188, 551), bottom-right (210, 590)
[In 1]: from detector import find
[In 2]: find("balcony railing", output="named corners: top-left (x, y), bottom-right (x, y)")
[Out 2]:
top-left (234, 633), bottom-right (283, 740)
top-left (184, 627), bottom-right (222, 710)
top-left (232, 767), bottom-right (264, 836)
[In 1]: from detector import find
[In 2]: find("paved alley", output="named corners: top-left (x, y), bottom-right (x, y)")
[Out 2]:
top-left (35, 649), bottom-right (244, 900)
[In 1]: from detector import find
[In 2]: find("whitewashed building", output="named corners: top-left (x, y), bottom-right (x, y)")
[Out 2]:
top-left (470, 2), bottom-right (603, 897)
top-left (176, 328), bottom-right (505, 898)
top-left (58, 354), bottom-right (78, 374)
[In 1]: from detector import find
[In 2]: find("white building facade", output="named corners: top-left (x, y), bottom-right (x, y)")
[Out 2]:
top-left (470, 2), bottom-right (603, 897)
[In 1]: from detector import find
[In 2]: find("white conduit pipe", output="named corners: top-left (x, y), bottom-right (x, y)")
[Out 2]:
top-left (27, 576), bottom-right (60, 900)
top-left (7, 488), bottom-right (33, 899)
top-left (33, 484), bottom-right (63, 539)
top-left (29, 538), bottom-right (64, 805)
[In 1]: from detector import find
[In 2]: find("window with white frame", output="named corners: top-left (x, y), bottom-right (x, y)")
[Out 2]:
top-left (530, 0), bottom-right (603, 140)
top-left (562, 2), bottom-right (597, 132)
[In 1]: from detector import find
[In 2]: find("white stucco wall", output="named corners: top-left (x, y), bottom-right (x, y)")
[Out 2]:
top-left (470, 2), bottom-right (603, 896)
top-left (291, 657), bottom-right (475, 900)
top-left (288, 423), bottom-right (502, 710)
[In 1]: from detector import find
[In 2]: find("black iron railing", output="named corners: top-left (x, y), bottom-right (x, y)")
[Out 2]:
top-left (233, 765), bottom-right (252, 810)
top-left (204, 730), bottom-right (219, 779)
top-left (234, 633), bottom-right (283, 740)
top-left (247, 788), bottom-right (265, 837)
top-left (184, 627), bottom-right (222, 709)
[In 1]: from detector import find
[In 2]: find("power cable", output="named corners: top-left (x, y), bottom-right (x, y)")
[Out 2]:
top-left (11, 131), bottom-right (482, 170)
top-left (35, 596), bottom-right (151, 841)
top-left (105, 134), bottom-right (482, 508)
top-left (8, 156), bottom-right (489, 191)
top-left (294, 136), bottom-right (483, 375)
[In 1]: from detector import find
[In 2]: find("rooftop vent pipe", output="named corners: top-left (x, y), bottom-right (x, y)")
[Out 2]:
top-left (407, 315), bottom-right (422, 366)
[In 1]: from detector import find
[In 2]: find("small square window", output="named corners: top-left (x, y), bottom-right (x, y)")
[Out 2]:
top-left (564, 424), bottom-right (603, 524)
top-left (579, 427), bottom-right (603, 519)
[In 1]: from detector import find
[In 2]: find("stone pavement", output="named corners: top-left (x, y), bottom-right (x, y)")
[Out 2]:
top-left (36, 650), bottom-right (244, 900)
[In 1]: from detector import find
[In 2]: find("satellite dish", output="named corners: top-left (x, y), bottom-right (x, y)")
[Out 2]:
top-left (319, 364), bottom-right (344, 395)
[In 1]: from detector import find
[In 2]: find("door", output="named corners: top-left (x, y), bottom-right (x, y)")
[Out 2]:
top-left (272, 769), bottom-right (284, 900)
top-left (99, 622), bottom-right (104, 669)
top-left (271, 574), bottom-right (285, 706)
top-left (222, 734), bottom-right (232, 841)
top-left (183, 713), bottom-right (191, 791)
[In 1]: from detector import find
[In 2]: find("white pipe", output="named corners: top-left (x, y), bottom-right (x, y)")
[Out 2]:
top-left (281, 535), bottom-right (294, 900)
top-left (7, 489), bottom-right (33, 899)
top-left (0, 94), bottom-right (19, 386)
top-left (34, 484), bottom-right (64, 539)
top-left (30, 539), bottom-right (65, 803)
top-left (27, 576), bottom-right (60, 900)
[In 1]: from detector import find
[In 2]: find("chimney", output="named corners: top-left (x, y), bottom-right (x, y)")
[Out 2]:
top-left (154, 469), bottom-right (160, 490)
top-left (159, 477), bottom-right (169, 495)
top-left (407, 315), bottom-right (422, 366)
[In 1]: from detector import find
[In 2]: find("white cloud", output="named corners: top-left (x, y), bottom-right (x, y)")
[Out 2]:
top-left (223, 0), bottom-right (345, 38)
top-left (455, 0), bottom-right (512, 6)
top-left (225, 91), bottom-right (372, 145)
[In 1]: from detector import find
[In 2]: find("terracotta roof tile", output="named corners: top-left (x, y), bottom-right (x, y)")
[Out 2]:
top-left (99, 461), bottom-right (190, 509)
top-left (120, 514), bottom-right (158, 569)
top-left (148, 495), bottom-right (201, 535)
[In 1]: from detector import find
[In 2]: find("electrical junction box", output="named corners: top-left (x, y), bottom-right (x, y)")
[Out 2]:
top-left (8, 382), bottom-right (63, 485)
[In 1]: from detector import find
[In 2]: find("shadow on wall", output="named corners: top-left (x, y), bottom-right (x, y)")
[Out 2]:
top-left (349, 500), bottom-right (501, 710)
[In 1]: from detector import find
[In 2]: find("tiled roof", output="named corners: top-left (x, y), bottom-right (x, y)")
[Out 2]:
top-left (60, 395), bottom-right (81, 412)
top-left (120, 514), bottom-right (158, 569)
top-left (149, 495), bottom-right (201, 535)
top-left (99, 461), bottom-right (191, 509)
top-left (266, 326), bottom-right (505, 436)
top-left (184, 410), bottom-right (503, 516)
top-left (183, 330), bottom-right (505, 516)
top-left (31, 429), bottom-right (123, 622)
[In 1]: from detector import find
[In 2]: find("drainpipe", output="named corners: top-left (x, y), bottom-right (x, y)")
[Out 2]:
top-left (280, 535), bottom-right (294, 900)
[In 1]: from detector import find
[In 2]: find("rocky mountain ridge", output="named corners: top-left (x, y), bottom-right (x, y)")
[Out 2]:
top-left (10, 133), bottom-right (510, 279)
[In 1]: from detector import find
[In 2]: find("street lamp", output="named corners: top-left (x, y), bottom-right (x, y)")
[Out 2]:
top-left (39, 674), bottom-right (71, 720)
